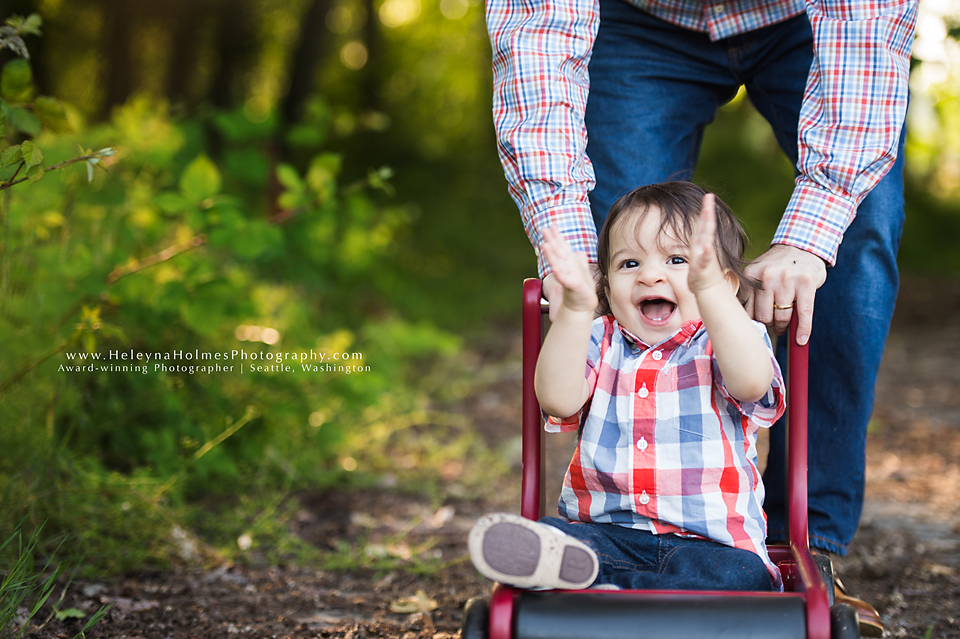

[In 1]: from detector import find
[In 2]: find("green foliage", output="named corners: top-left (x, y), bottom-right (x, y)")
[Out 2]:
top-left (312, 0), bottom-right (534, 327)
top-left (1, 60), bottom-right (32, 103)
top-left (0, 16), bottom-right (72, 150)
top-left (0, 525), bottom-right (61, 639)
top-left (179, 154), bottom-right (221, 203)
top-left (0, 14), bottom-right (488, 574)
top-left (0, 14), bottom-right (42, 63)
top-left (0, 523), bottom-right (110, 638)
top-left (0, 93), bottom-right (480, 569)
top-left (0, 14), bottom-right (93, 200)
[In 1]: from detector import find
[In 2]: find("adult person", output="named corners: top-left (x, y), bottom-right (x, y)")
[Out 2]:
top-left (486, 0), bottom-right (918, 632)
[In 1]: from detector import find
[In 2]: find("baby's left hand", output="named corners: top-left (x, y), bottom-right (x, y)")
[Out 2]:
top-left (542, 226), bottom-right (599, 313)
top-left (688, 193), bottom-right (728, 295)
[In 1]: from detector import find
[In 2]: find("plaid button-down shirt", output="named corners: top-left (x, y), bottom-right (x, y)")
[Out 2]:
top-left (487, 0), bottom-right (918, 274)
top-left (546, 315), bottom-right (786, 587)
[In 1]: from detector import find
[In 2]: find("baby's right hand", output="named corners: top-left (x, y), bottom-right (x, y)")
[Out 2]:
top-left (542, 226), bottom-right (599, 314)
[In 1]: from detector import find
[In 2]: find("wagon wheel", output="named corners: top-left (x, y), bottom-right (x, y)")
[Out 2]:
top-left (461, 596), bottom-right (490, 639)
top-left (831, 602), bottom-right (860, 639)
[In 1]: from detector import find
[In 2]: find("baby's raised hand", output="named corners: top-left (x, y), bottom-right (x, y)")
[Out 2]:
top-left (688, 193), bottom-right (728, 295)
top-left (542, 226), bottom-right (598, 313)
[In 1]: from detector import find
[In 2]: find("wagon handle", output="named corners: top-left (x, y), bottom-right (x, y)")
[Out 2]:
top-left (521, 278), bottom-right (545, 520)
top-left (787, 312), bottom-right (809, 549)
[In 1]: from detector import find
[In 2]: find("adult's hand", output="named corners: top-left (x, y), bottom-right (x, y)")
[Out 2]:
top-left (542, 263), bottom-right (601, 321)
top-left (743, 244), bottom-right (827, 346)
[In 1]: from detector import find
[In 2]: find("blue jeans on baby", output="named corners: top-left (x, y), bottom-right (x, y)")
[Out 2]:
top-left (541, 517), bottom-right (774, 590)
top-left (584, 0), bottom-right (905, 556)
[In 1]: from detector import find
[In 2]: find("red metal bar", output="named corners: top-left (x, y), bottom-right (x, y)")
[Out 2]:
top-left (786, 314), bottom-right (830, 639)
top-left (489, 584), bottom-right (516, 639)
top-left (521, 278), bottom-right (544, 521)
top-left (787, 313), bottom-right (810, 553)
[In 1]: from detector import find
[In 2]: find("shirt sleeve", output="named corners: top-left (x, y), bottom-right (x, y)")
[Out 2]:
top-left (713, 322), bottom-right (786, 428)
top-left (773, 0), bottom-right (918, 265)
top-left (545, 316), bottom-right (607, 432)
top-left (486, 0), bottom-right (600, 277)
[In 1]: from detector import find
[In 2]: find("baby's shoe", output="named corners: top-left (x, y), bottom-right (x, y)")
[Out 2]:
top-left (468, 513), bottom-right (598, 590)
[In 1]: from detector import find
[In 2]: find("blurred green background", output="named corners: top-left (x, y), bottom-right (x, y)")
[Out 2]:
top-left (0, 0), bottom-right (958, 574)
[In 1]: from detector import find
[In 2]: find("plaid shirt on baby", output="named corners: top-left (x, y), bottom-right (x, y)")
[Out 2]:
top-left (486, 0), bottom-right (918, 274)
top-left (546, 315), bottom-right (786, 587)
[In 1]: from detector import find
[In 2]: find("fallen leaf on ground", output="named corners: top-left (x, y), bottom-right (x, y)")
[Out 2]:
top-left (54, 608), bottom-right (86, 621)
top-left (387, 542), bottom-right (412, 560)
top-left (922, 561), bottom-right (957, 576)
top-left (426, 505), bottom-right (455, 529)
top-left (390, 589), bottom-right (438, 613)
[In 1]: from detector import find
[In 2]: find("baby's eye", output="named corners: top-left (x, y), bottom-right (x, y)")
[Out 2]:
top-left (619, 259), bottom-right (639, 269)
top-left (668, 256), bottom-right (687, 266)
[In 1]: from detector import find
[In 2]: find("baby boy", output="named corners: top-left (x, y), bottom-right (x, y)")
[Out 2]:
top-left (470, 182), bottom-right (786, 591)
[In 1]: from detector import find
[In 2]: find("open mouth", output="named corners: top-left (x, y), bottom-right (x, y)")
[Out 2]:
top-left (639, 298), bottom-right (676, 323)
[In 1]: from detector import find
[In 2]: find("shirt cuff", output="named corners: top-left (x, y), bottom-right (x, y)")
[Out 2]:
top-left (544, 412), bottom-right (581, 433)
top-left (527, 203), bottom-right (598, 278)
top-left (773, 180), bottom-right (857, 266)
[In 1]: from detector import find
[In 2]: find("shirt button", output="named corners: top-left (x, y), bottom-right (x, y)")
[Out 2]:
top-left (712, 4), bottom-right (725, 14)
top-left (639, 490), bottom-right (650, 505)
top-left (652, 350), bottom-right (663, 361)
top-left (637, 383), bottom-right (649, 399)
top-left (636, 437), bottom-right (648, 452)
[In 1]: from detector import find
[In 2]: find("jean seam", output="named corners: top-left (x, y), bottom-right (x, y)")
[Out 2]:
top-left (724, 43), bottom-right (752, 80)
top-left (658, 545), bottom-right (685, 575)
top-left (810, 533), bottom-right (848, 554)
top-left (596, 552), bottom-right (656, 572)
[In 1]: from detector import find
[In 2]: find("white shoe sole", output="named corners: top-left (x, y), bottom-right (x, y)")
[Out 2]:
top-left (468, 513), bottom-right (599, 590)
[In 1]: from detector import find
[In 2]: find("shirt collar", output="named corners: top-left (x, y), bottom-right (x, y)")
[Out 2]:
top-left (615, 318), bottom-right (704, 354)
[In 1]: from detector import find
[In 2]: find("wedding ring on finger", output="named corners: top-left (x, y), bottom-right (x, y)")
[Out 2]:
top-left (772, 302), bottom-right (795, 311)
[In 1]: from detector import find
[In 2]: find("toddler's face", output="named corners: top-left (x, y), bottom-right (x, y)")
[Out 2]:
top-left (605, 206), bottom-right (702, 345)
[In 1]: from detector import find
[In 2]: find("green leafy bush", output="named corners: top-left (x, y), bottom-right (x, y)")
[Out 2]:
top-left (0, 15), bottom-right (481, 572)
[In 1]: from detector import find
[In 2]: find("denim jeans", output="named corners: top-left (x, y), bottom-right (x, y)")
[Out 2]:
top-left (541, 517), bottom-right (775, 590)
top-left (584, 0), bottom-right (905, 555)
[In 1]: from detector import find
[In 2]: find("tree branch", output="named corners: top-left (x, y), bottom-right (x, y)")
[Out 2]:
top-left (0, 154), bottom-right (102, 191)
top-left (106, 234), bottom-right (207, 285)
top-left (266, 202), bottom-right (311, 226)
top-left (5, 161), bottom-right (24, 186)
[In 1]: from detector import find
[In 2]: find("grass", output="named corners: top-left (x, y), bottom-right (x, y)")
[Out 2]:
top-left (0, 522), bottom-right (110, 639)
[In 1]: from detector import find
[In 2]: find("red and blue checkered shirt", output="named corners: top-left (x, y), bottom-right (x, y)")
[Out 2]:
top-left (546, 315), bottom-right (786, 587)
top-left (487, 0), bottom-right (918, 275)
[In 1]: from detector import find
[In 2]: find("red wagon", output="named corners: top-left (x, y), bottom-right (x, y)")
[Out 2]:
top-left (461, 278), bottom-right (860, 639)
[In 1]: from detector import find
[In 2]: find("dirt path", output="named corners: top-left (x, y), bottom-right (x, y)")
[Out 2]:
top-left (29, 277), bottom-right (960, 639)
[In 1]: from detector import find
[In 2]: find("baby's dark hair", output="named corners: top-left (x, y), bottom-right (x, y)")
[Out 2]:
top-left (595, 181), bottom-right (758, 316)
